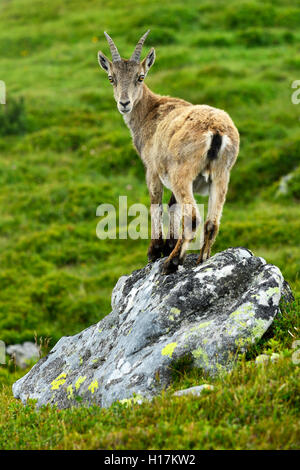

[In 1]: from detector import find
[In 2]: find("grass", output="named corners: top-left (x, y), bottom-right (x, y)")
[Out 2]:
top-left (0, 0), bottom-right (299, 450)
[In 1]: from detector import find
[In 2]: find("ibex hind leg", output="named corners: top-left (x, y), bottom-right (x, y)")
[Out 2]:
top-left (163, 183), bottom-right (200, 275)
top-left (197, 171), bottom-right (229, 264)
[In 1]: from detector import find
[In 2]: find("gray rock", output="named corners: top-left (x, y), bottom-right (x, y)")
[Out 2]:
top-left (12, 247), bottom-right (292, 409)
top-left (173, 384), bottom-right (214, 397)
top-left (7, 342), bottom-right (40, 369)
top-left (276, 173), bottom-right (293, 197)
top-left (275, 167), bottom-right (300, 200)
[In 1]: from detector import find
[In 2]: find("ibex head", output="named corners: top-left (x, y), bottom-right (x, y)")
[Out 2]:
top-left (98, 30), bottom-right (155, 115)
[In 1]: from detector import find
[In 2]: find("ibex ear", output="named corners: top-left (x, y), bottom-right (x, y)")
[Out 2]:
top-left (141, 47), bottom-right (155, 76)
top-left (98, 51), bottom-right (112, 73)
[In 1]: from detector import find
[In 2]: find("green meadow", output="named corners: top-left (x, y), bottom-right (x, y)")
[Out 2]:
top-left (0, 0), bottom-right (299, 449)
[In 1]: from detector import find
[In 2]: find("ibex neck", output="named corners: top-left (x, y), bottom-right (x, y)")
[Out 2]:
top-left (124, 84), bottom-right (160, 138)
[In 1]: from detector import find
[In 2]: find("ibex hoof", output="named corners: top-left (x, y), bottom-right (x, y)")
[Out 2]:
top-left (162, 256), bottom-right (180, 275)
top-left (162, 238), bottom-right (177, 257)
top-left (148, 253), bottom-right (161, 263)
top-left (196, 256), bottom-right (203, 265)
top-left (147, 239), bottom-right (164, 262)
top-left (196, 252), bottom-right (210, 265)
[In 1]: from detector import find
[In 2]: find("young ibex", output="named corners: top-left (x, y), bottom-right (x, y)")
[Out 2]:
top-left (98, 31), bottom-right (239, 274)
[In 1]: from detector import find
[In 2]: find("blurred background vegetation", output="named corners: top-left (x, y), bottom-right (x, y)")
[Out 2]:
top-left (0, 0), bottom-right (299, 348)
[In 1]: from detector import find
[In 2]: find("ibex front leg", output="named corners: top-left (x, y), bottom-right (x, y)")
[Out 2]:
top-left (147, 172), bottom-right (164, 262)
top-left (163, 181), bottom-right (200, 274)
top-left (197, 171), bottom-right (229, 264)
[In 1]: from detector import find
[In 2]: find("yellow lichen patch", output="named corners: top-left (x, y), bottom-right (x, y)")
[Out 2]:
top-left (192, 348), bottom-right (209, 366)
top-left (191, 321), bottom-right (212, 332)
top-left (51, 372), bottom-right (67, 391)
top-left (230, 303), bottom-right (254, 318)
top-left (184, 321), bottom-right (212, 340)
top-left (170, 307), bottom-right (181, 316)
top-left (161, 342), bottom-right (177, 358)
top-left (169, 308), bottom-right (181, 320)
top-left (75, 375), bottom-right (87, 391)
top-left (88, 380), bottom-right (99, 394)
top-left (67, 385), bottom-right (73, 400)
top-left (252, 318), bottom-right (267, 338)
top-left (252, 286), bottom-right (280, 304)
top-left (266, 287), bottom-right (280, 297)
top-left (119, 394), bottom-right (143, 406)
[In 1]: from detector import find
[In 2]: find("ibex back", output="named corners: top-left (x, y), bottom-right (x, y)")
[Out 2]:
top-left (98, 31), bottom-right (239, 274)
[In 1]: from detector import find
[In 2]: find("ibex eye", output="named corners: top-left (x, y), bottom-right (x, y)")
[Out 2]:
top-left (108, 76), bottom-right (114, 84)
top-left (138, 75), bottom-right (144, 82)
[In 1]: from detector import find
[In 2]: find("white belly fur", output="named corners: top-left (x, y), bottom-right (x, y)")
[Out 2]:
top-left (159, 174), bottom-right (172, 190)
top-left (159, 172), bottom-right (209, 196)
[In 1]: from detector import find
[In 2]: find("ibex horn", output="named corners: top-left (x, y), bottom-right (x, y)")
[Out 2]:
top-left (130, 30), bottom-right (150, 63)
top-left (104, 31), bottom-right (121, 62)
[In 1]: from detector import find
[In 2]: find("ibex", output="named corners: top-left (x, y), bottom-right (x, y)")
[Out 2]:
top-left (98, 31), bottom-right (239, 274)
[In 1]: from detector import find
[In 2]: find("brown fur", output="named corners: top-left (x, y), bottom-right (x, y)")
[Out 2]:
top-left (98, 34), bottom-right (240, 274)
